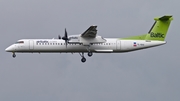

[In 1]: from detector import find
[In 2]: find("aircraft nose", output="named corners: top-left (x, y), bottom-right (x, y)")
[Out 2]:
top-left (5, 45), bottom-right (14, 52)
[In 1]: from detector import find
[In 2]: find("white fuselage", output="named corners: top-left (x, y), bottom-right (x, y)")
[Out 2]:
top-left (5, 38), bottom-right (166, 53)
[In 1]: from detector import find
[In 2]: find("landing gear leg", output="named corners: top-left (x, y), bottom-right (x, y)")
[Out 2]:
top-left (86, 46), bottom-right (93, 57)
top-left (12, 52), bottom-right (16, 58)
top-left (79, 52), bottom-right (86, 63)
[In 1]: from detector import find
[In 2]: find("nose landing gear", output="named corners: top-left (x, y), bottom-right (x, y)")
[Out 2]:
top-left (12, 53), bottom-right (16, 58)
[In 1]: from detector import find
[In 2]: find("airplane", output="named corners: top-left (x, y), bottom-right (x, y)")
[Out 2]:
top-left (5, 15), bottom-right (173, 63)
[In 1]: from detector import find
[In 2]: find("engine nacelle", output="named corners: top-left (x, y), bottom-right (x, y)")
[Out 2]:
top-left (68, 35), bottom-right (81, 44)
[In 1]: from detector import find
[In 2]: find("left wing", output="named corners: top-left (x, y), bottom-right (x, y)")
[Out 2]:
top-left (81, 26), bottom-right (97, 38)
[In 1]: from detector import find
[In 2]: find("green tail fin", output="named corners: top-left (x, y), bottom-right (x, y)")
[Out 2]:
top-left (121, 15), bottom-right (173, 41)
top-left (146, 15), bottom-right (173, 41)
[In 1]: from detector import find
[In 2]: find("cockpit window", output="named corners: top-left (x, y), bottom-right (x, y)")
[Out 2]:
top-left (16, 41), bottom-right (24, 44)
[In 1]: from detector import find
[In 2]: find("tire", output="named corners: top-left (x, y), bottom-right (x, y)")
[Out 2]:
top-left (81, 57), bottom-right (86, 63)
top-left (88, 52), bottom-right (93, 57)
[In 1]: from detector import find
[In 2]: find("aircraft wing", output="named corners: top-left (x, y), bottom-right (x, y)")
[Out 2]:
top-left (81, 26), bottom-right (97, 38)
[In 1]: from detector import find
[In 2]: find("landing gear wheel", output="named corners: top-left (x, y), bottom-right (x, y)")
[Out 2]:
top-left (12, 53), bottom-right (16, 58)
top-left (81, 57), bottom-right (86, 63)
top-left (88, 52), bottom-right (93, 57)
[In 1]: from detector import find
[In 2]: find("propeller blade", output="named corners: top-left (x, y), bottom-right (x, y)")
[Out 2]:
top-left (62, 28), bottom-right (68, 40)
top-left (65, 28), bottom-right (68, 38)
top-left (62, 28), bottom-right (69, 48)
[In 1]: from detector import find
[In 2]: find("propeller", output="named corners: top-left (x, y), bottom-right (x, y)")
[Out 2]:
top-left (62, 28), bottom-right (69, 48)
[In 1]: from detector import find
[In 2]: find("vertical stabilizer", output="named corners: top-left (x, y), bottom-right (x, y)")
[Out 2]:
top-left (145, 15), bottom-right (173, 41)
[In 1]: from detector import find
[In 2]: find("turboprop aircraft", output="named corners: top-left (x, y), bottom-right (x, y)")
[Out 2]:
top-left (5, 15), bottom-right (173, 63)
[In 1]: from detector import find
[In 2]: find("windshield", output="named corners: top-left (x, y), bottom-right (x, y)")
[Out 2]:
top-left (15, 41), bottom-right (24, 44)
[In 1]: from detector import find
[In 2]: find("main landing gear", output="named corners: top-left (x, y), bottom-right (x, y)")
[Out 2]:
top-left (79, 53), bottom-right (86, 63)
top-left (12, 52), bottom-right (16, 58)
top-left (86, 45), bottom-right (93, 57)
top-left (79, 46), bottom-right (94, 63)
top-left (79, 52), bottom-right (93, 63)
top-left (88, 52), bottom-right (93, 57)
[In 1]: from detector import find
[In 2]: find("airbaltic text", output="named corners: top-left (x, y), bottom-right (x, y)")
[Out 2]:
top-left (150, 32), bottom-right (164, 38)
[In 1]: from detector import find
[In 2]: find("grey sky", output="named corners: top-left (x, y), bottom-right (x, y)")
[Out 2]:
top-left (0, 0), bottom-right (180, 101)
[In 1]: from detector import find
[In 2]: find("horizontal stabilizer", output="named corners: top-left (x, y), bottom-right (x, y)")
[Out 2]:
top-left (154, 15), bottom-right (173, 21)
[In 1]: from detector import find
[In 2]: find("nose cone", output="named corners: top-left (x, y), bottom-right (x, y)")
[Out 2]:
top-left (5, 45), bottom-right (14, 52)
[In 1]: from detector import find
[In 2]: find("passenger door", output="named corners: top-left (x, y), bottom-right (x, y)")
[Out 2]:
top-left (116, 40), bottom-right (121, 50)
